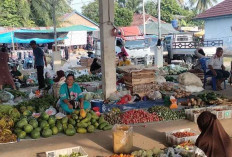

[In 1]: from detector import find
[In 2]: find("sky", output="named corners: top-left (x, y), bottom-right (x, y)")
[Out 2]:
top-left (70, 0), bottom-right (224, 13)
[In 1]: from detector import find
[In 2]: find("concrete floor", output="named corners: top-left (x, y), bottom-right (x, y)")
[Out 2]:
top-left (0, 119), bottom-right (232, 157)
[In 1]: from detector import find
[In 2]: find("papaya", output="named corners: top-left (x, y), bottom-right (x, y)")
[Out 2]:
top-left (91, 119), bottom-right (96, 124)
top-left (77, 122), bottom-right (88, 128)
top-left (99, 116), bottom-right (106, 124)
top-left (99, 122), bottom-right (108, 130)
top-left (91, 114), bottom-right (99, 120)
top-left (80, 113), bottom-right (91, 123)
top-left (87, 125), bottom-right (95, 133)
top-left (103, 125), bottom-right (113, 131)
top-left (77, 128), bottom-right (87, 134)
top-left (80, 109), bottom-right (86, 118)
top-left (94, 122), bottom-right (99, 128)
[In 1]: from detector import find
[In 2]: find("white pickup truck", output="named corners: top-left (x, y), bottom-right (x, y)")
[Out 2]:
top-left (164, 33), bottom-right (223, 63)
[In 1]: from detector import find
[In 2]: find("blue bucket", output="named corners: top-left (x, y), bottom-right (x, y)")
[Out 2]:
top-left (91, 100), bottom-right (104, 113)
top-left (171, 20), bottom-right (178, 28)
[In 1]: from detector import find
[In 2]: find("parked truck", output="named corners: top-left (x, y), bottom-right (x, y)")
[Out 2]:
top-left (94, 26), bottom-right (154, 65)
top-left (164, 32), bottom-right (223, 63)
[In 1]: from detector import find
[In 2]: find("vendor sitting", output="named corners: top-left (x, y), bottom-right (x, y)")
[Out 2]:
top-left (59, 74), bottom-right (90, 114)
top-left (207, 47), bottom-right (230, 90)
top-left (119, 55), bottom-right (131, 66)
top-left (90, 58), bottom-right (101, 74)
top-left (189, 48), bottom-right (206, 73)
top-left (11, 66), bottom-right (22, 82)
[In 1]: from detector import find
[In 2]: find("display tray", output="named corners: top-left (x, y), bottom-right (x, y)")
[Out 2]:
top-left (166, 128), bottom-right (199, 145)
top-left (46, 146), bottom-right (88, 157)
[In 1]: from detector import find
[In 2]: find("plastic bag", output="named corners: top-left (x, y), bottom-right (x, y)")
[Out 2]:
top-left (45, 106), bottom-right (57, 116)
top-left (109, 92), bottom-right (122, 101)
top-left (147, 91), bottom-right (162, 100)
top-left (178, 72), bottom-right (203, 87)
top-left (0, 91), bottom-right (14, 102)
top-left (55, 112), bottom-right (66, 119)
top-left (184, 85), bottom-right (204, 93)
top-left (154, 75), bottom-right (166, 84)
top-left (113, 124), bottom-right (133, 154)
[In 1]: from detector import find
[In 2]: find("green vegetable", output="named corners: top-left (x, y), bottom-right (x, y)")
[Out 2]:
top-left (16, 119), bottom-right (28, 128)
top-left (48, 116), bottom-right (56, 125)
top-left (56, 123), bottom-right (63, 132)
top-left (41, 112), bottom-right (49, 121)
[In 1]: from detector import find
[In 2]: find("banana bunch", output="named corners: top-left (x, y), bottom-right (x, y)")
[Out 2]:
top-left (0, 116), bottom-right (17, 143)
top-left (0, 116), bottom-right (14, 129)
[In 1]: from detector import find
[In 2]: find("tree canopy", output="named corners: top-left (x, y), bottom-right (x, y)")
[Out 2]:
top-left (82, 1), bottom-right (133, 27)
top-left (0, 0), bottom-right (71, 27)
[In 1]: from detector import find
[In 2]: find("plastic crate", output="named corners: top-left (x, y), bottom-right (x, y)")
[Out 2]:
top-left (216, 110), bottom-right (225, 119)
top-left (166, 128), bottom-right (199, 145)
top-left (224, 110), bottom-right (232, 119)
top-left (46, 146), bottom-right (88, 157)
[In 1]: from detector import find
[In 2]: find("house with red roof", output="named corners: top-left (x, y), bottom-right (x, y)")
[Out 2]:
top-left (131, 13), bottom-right (166, 26)
top-left (195, 0), bottom-right (232, 54)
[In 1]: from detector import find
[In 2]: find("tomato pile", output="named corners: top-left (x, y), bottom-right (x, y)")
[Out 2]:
top-left (172, 131), bottom-right (196, 138)
top-left (121, 109), bottom-right (162, 124)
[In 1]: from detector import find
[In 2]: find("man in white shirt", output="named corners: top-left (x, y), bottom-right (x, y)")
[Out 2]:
top-left (207, 47), bottom-right (230, 90)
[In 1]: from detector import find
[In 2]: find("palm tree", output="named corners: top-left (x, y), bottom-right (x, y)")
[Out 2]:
top-left (190, 0), bottom-right (217, 13)
top-left (125, 0), bottom-right (143, 13)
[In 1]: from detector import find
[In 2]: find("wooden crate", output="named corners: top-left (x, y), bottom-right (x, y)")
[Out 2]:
top-left (126, 83), bottom-right (159, 96)
top-left (123, 70), bottom-right (155, 86)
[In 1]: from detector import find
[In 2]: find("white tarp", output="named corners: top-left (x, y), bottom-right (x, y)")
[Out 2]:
top-left (64, 31), bottom-right (87, 46)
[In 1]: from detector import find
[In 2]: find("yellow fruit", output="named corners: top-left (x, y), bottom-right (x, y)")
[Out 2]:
top-left (0, 118), bottom-right (6, 129)
top-left (3, 129), bottom-right (12, 135)
top-left (80, 109), bottom-right (86, 118)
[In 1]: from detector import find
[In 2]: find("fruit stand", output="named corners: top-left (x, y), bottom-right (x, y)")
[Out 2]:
top-left (0, 64), bottom-right (232, 157)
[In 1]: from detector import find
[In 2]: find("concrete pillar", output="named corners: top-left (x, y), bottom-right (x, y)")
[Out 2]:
top-left (155, 46), bottom-right (163, 68)
top-left (99, 0), bottom-right (116, 99)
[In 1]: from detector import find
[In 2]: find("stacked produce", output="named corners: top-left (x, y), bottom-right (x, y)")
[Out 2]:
top-left (178, 98), bottom-right (206, 107)
top-left (131, 148), bottom-right (162, 157)
top-left (110, 154), bottom-right (134, 157)
top-left (6, 90), bottom-right (28, 98)
top-left (17, 95), bottom-right (56, 113)
top-left (104, 108), bottom-right (122, 125)
top-left (121, 109), bottom-right (161, 124)
top-left (172, 131), bottom-right (196, 138)
top-left (0, 116), bottom-right (17, 143)
top-left (197, 92), bottom-right (224, 105)
top-left (59, 152), bottom-right (83, 157)
top-left (13, 109), bottom-right (112, 139)
top-left (75, 75), bottom-right (101, 82)
top-left (161, 65), bottom-right (188, 75)
top-left (148, 106), bottom-right (186, 121)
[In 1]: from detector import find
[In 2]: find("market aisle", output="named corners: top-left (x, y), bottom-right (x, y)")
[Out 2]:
top-left (0, 119), bottom-right (232, 157)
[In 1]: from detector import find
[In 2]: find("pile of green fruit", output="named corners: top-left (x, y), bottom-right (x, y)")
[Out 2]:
top-left (75, 75), bottom-right (101, 82)
top-left (59, 152), bottom-right (83, 157)
top-left (14, 109), bottom-right (112, 139)
top-left (148, 106), bottom-right (186, 121)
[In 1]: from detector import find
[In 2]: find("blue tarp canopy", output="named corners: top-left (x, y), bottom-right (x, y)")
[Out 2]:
top-left (0, 25), bottom-right (97, 44)
top-left (0, 30), bottom-right (67, 44)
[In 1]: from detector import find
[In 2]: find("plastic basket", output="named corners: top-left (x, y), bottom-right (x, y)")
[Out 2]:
top-left (46, 146), bottom-right (88, 157)
top-left (166, 128), bottom-right (199, 145)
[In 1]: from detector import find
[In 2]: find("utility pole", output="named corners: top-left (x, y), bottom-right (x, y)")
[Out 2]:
top-left (51, 0), bottom-right (61, 71)
top-left (143, 0), bottom-right (146, 35)
top-left (155, 0), bottom-right (163, 67)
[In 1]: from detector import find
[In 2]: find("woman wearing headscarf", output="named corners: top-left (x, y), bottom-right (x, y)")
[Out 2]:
top-left (0, 48), bottom-right (16, 90)
top-left (53, 70), bottom-right (66, 98)
top-left (196, 111), bottom-right (232, 157)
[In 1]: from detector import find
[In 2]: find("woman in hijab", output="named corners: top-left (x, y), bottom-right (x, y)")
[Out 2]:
top-left (53, 70), bottom-right (65, 98)
top-left (0, 47), bottom-right (16, 90)
top-left (196, 111), bottom-right (232, 157)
